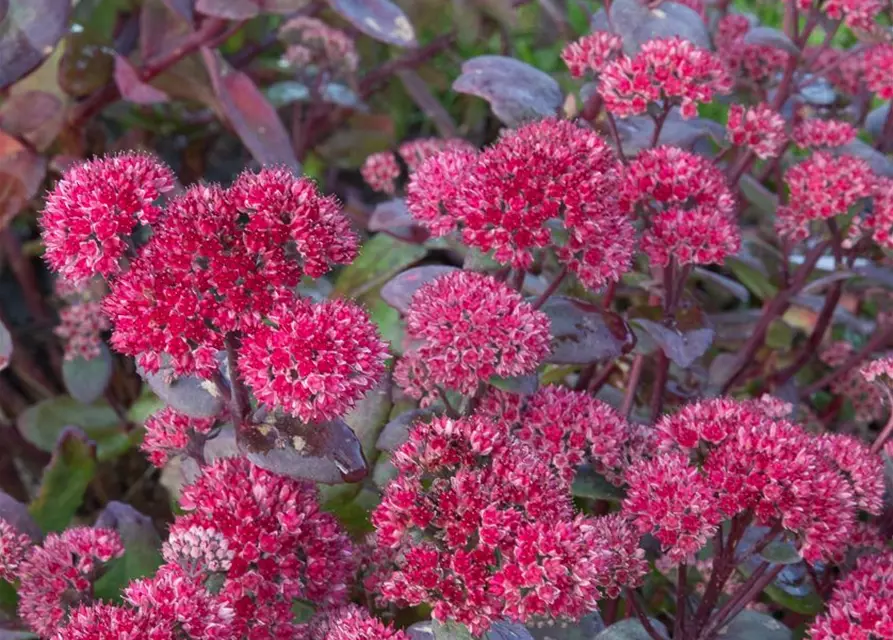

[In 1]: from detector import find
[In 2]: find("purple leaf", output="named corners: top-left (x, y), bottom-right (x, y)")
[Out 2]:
top-left (376, 408), bottom-right (434, 452)
top-left (114, 55), bottom-right (169, 105)
top-left (140, 0), bottom-right (194, 62)
top-left (0, 131), bottom-right (48, 229)
top-left (62, 344), bottom-right (113, 405)
top-left (0, 90), bottom-right (64, 151)
top-left (0, 490), bottom-right (42, 542)
top-left (381, 265), bottom-right (459, 313)
top-left (0, 0), bottom-right (72, 90)
top-left (201, 48), bottom-right (301, 171)
top-left (139, 361), bottom-right (224, 419)
top-left (489, 373), bottom-right (538, 396)
top-left (541, 296), bottom-right (636, 365)
top-left (453, 56), bottom-right (562, 127)
top-left (327, 0), bottom-right (416, 47)
top-left (259, 0), bottom-right (317, 13)
top-left (742, 26), bottom-right (800, 56)
top-left (368, 199), bottom-right (430, 244)
top-left (240, 415), bottom-right (368, 484)
top-left (161, 0), bottom-right (195, 24)
top-left (609, 0), bottom-right (710, 54)
top-left (631, 305), bottom-right (715, 368)
top-left (0, 319), bottom-right (10, 372)
top-left (196, 0), bottom-right (258, 18)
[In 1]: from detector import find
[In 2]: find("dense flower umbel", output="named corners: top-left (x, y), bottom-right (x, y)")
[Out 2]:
top-left (17, 527), bottom-right (124, 636)
top-left (806, 0), bottom-right (884, 32)
top-left (815, 434), bottom-right (885, 515)
top-left (372, 416), bottom-right (645, 635)
top-left (41, 153), bottom-right (175, 284)
top-left (726, 104), bottom-right (787, 159)
top-left (238, 298), bottom-right (389, 423)
top-left (0, 519), bottom-right (32, 582)
top-left (821, 341), bottom-right (886, 424)
top-left (792, 119), bottom-right (858, 148)
top-left (406, 149), bottom-right (478, 237)
top-left (867, 179), bottom-right (893, 250)
top-left (865, 45), bottom-right (893, 100)
top-left (53, 604), bottom-right (154, 640)
top-left (142, 407), bottom-right (217, 468)
top-left (776, 152), bottom-right (876, 242)
top-left (622, 147), bottom-right (739, 267)
top-left (55, 300), bottom-right (110, 361)
top-left (808, 47), bottom-right (865, 96)
top-left (123, 564), bottom-right (235, 639)
top-left (599, 37), bottom-right (731, 118)
top-left (361, 151), bottom-right (401, 195)
top-left (162, 525), bottom-right (234, 575)
top-left (172, 457), bottom-right (355, 638)
top-left (446, 118), bottom-right (634, 288)
top-left (398, 138), bottom-right (477, 172)
top-left (281, 16), bottom-right (358, 76)
top-left (395, 271), bottom-right (551, 399)
top-left (808, 550), bottom-right (893, 639)
top-left (308, 604), bottom-right (408, 640)
top-left (649, 398), bottom-right (876, 564)
top-left (479, 386), bottom-right (653, 485)
top-left (862, 355), bottom-right (893, 382)
top-left (716, 15), bottom-right (790, 83)
top-left (561, 31), bottom-right (623, 77)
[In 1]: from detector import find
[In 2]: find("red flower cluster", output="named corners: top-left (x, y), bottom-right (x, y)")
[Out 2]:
top-left (805, 0), bottom-right (883, 32)
top-left (17, 528), bottom-right (124, 636)
top-left (0, 519), bottom-right (31, 582)
top-left (862, 355), bottom-right (893, 383)
top-left (162, 525), bottom-right (234, 575)
top-left (726, 104), bottom-right (787, 159)
top-left (408, 119), bottom-right (634, 289)
top-left (622, 147), bottom-right (739, 267)
top-left (102, 169), bottom-right (358, 379)
top-left (808, 47), bottom-right (864, 96)
top-left (372, 415), bottom-right (645, 635)
top-left (361, 151), bottom-right (401, 195)
top-left (865, 45), bottom-right (893, 100)
top-left (561, 31), bottom-right (623, 77)
top-left (172, 457), bottom-right (355, 637)
top-left (716, 15), bottom-right (790, 82)
top-left (634, 398), bottom-right (883, 564)
top-left (361, 139), bottom-right (476, 195)
top-left (808, 550), bottom-right (893, 639)
top-left (142, 407), bottom-right (217, 467)
top-left (238, 298), bottom-right (389, 423)
top-left (599, 37), bottom-right (731, 118)
top-left (308, 604), bottom-right (408, 640)
top-left (792, 119), bottom-right (857, 148)
top-left (776, 152), bottom-right (875, 242)
top-left (821, 341), bottom-right (886, 424)
top-left (55, 604), bottom-right (153, 640)
top-left (866, 179), bottom-right (893, 249)
top-left (395, 271), bottom-right (551, 400)
top-left (42, 153), bottom-right (175, 284)
top-left (479, 386), bottom-right (655, 485)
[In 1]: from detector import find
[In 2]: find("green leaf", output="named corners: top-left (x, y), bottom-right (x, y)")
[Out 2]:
top-left (28, 428), bottom-right (97, 532)
top-left (333, 234), bottom-right (427, 297)
top-left (126, 386), bottom-right (164, 425)
top-left (595, 619), bottom-right (668, 639)
top-left (62, 344), bottom-right (113, 404)
top-left (766, 319), bottom-right (795, 350)
top-left (726, 258), bottom-right (779, 301)
top-left (489, 373), bottom-right (538, 396)
top-left (93, 502), bottom-right (163, 602)
top-left (763, 582), bottom-right (824, 615)
top-left (0, 579), bottom-right (17, 614)
top-left (572, 465), bottom-right (625, 501)
top-left (16, 395), bottom-right (131, 461)
top-left (760, 540), bottom-right (802, 565)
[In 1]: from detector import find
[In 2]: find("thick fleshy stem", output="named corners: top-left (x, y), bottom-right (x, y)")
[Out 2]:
top-left (532, 265), bottom-right (568, 310)
top-left (699, 563), bottom-right (785, 640)
top-left (621, 355), bottom-right (645, 417)
top-left (675, 562), bottom-right (688, 638)
top-left (224, 333), bottom-right (251, 428)
top-left (626, 589), bottom-right (664, 640)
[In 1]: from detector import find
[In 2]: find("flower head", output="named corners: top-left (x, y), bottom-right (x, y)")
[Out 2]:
top-left (716, 15), bottom-right (790, 82)
top-left (361, 151), bottom-right (401, 195)
top-left (821, 342), bottom-right (886, 424)
top-left (142, 407), bottom-right (218, 468)
top-left (792, 119), bottom-right (857, 148)
top-left (867, 179), bottom-right (893, 250)
top-left (174, 457), bottom-right (354, 637)
top-left (308, 604), bottom-right (408, 640)
top-left (399, 138), bottom-right (477, 172)
top-left (815, 433), bottom-right (885, 515)
top-left (810, 0), bottom-right (883, 32)
top-left (17, 528), bottom-right (124, 636)
top-left (726, 104), bottom-right (786, 158)
top-left (55, 300), bottom-right (110, 361)
top-left (808, 550), bottom-right (893, 639)
top-left (163, 525), bottom-right (234, 575)
top-left (0, 519), bottom-right (32, 582)
top-left (808, 47), bottom-right (864, 95)
top-left (561, 32), bottom-right (623, 77)
top-left (866, 44), bottom-right (893, 100)
top-left (53, 604), bottom-right (154, 640)
top-left (282, 16), bottom-right (358, 76)
top-left (406, 149), bottom-right (478, 237)
top-left (238, 297), bottom-right (389, 423)
top-left (41, 153), bottom-right (175, 283)
top-left (396, 271), bottom-right (550, 398)
top-left (862, 356), bottom-right (893, 383)
top-left (599, 37), bottom-right (731, 118)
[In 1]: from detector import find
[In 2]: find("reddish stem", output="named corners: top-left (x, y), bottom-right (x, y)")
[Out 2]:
top-left (799, 323), bottom-right (893, 399)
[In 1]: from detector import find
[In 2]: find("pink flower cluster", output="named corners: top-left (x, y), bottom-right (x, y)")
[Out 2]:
top-left (792, 119), bottom-right (857, 148)
top-left (282, 16), bottom-right (358, 76)
top-left (16, 527), bottom-right (124, 636)
top-left (361, 151), bottom-right (401, 195)
top-left (726, 104), bottom-right (787, 159)
top-left (804, 0), bottom-right (884, 32)
top-left (395, 271), bottom-right (551, 401)
top-left (625, 398), bottom-right (884, 565)
top-left (821, 341), bottom-right (886, 424)
top-left (361, 138), bottom-right (476, 195)
top-left (621, 146), bottom-right (739, 267)
top-left (238, 298), bottom-right (389, 423)
top-left (808, 550), bottom-right (893, 639)
top-left (865, 44), bottom-right (893, 99)
top-left (308, 604), bottom-right (407, 640)
top-left (142, 407), bottom-right (217, 467)
top-left (716, 15), bottom-right (790, 82)
top-left (0, 519), bottom-right (32, 582)
top-left (598, 37), bottom-right (732, 118)
top-left (372, 415), bottom-right (646, 635)
top-left (42, 153), bottom-right (175, 284)
top-left (561, 31), bottom-right (623, 77)
top-left (862, 355), bottom-right (893, 383)
top-left (808, 47), bottom-right (864, 96)
top-left (54, 278), bottom-right (110, 361)
top-left (479, 386), bottom-right (655, 485)
top-left (407, 118), bottom-right (635, 289)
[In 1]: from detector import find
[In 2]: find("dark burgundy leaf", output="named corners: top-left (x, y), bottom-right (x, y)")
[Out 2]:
top-left (114, 55), bottom-right (169, 105)
top-left (258, 0), bottom-right (315, 13)
top-left (201, 48), bottom-right (301, 171)
top-left (610, 0), bottom-right (709, 54)
top-left (381, 265), bottom-right (459, 313)
top-left (196, 0), bottom-right (258, 19)
top-left (0, 90), bottom-right (64, 151)
top-left (140, 0), bottom-right (194, 62)
top-left (0, 0), bottom-right (71, 90)
top-left (0, 490), bottom-right (42, 541)
top-left (617, 111), bottom-right (723, 152)
top-left (94, 502), bottom-right (161, 550)
top-left (139, 362), bottom-right (224, 419)
top-left (453, 56), bottom-right (562, 127)
top-left (489, 373), bottom-right (538, 396)
top-left (327, 0), bottom-right (416, 47)
top-left (866, 104), bottom-right (889, 140)
top-left (376, 408), bottom-right (433, 452)
top-left (631, 305), bottom-right (715, 368)
top-left (59, 32), bottom-right (115, 98)
top-left (368, 199), bottom-right (430, 244)
top-left (834, 139), bottom-right (893, 177)
top-left (541, 296), bottom-right (636, 365)
top-left (742, 26), bottom-right (799, 55)
top-left (0, 318), bottom-right (10, 372)
top-left (0, 131), bottom-right (48, 230)
top-left (240, 415), bottom-right (367, 484)
top-left (62, 344), bottom-right (113, 405)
